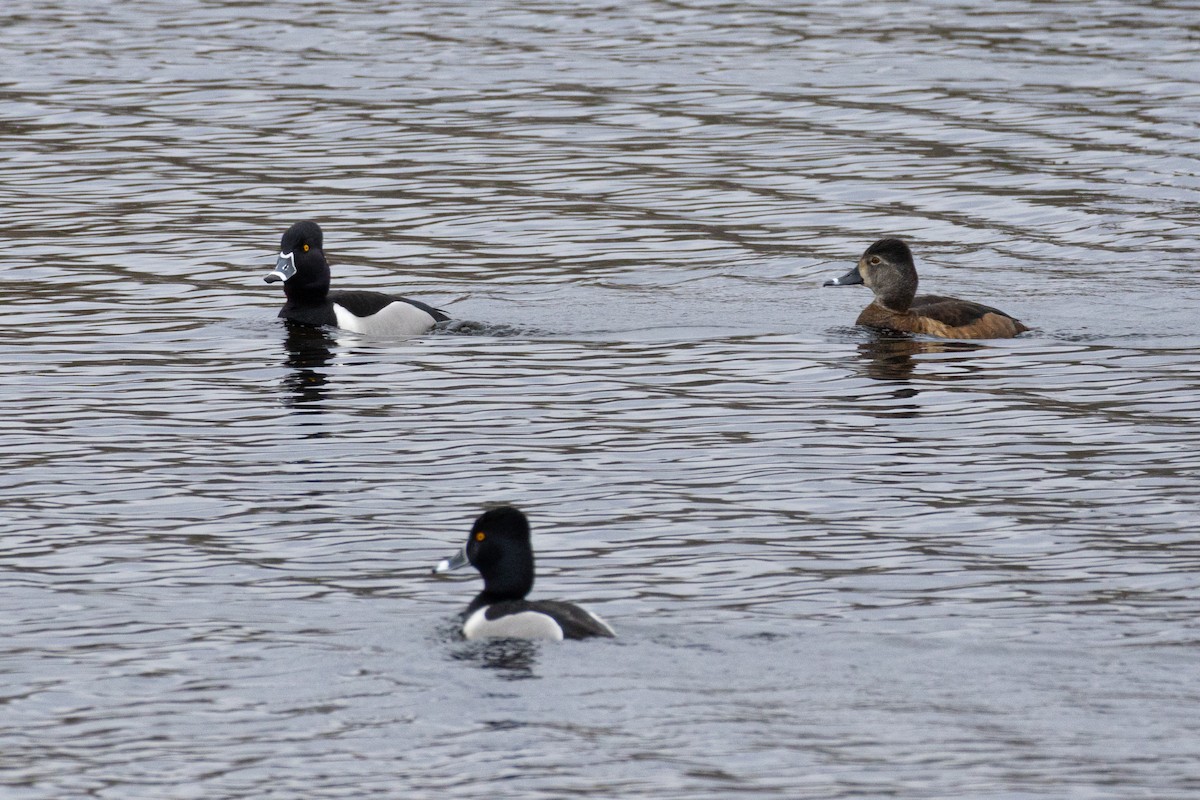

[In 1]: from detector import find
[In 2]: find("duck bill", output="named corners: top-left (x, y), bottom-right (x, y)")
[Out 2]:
top-left (264, 252), bottom-right (296, 284)
top-left (823, 264), bottom-right (864, 287)
top-left (433, 547), bottom-right (470, 575)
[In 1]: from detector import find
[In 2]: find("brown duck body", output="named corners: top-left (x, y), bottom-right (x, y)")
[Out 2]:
top-left (856, 295), bottom-right (1029, 339)
top-left (826, 238), bottom-right (1028, 340)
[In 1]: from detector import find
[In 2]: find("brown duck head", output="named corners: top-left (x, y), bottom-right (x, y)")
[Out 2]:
top-left (824, 238), bottom-right (918, 312)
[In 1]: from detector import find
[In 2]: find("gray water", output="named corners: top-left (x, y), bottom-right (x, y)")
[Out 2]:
top-left (3, 1), bottom-right (1200, 797)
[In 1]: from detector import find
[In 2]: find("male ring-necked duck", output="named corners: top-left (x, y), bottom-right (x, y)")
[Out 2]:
top-left (824, 238), bottom-right (1029, 339)
top-left (433, 506), bottom-right (616, 641)
top-left (264, 220), bottom-right (448, 335)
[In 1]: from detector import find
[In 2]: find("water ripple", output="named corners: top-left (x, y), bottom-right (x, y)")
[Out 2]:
top-left (3, 0), bottom-right (1200, 797)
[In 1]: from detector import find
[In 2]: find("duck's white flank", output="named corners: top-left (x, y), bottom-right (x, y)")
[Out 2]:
top-left (333, 301), bottom-right (437, 336)
top-left (462, 607), bottom-right (565, 641)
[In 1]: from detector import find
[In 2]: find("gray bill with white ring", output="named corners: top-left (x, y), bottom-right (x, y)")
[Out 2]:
top-left (264, 251), bottom-right (297, 284)
top-left (433, 547), bottom-right (470, 574)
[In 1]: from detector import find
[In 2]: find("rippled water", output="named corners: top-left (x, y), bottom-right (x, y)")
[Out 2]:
top-left (3, 1), bottom-right (1200, 797)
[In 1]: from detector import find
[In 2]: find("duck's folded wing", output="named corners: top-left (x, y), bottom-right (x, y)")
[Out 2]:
top-left (528, 600), bottom-right (616, 639)
top-left (911, 294), bottom-right (1028, 336)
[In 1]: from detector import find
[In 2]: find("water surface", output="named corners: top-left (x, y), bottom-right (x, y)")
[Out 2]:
top-left (2, 1), bottom-right (1200, 797)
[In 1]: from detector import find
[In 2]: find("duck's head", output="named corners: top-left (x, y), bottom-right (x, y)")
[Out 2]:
top-left (824, 237), bottom-right (919, 311)
top-left (265, 220), bottom-right (329, 298)
top-left (434, 506), bottom-right (535, 602)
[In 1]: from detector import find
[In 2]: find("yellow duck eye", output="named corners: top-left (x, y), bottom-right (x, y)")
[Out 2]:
top-left (303, 244), bottom-right (310, 252)
top-left (475, 531), bottom-right (486, 542)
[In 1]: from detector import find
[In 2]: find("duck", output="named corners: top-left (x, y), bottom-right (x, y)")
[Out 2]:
top-left (823, 238), bottom-right (1028, 339)
top-left (264, 220), bottom-right (448, 335)
top-left (432, 506), bottom-right (616, 641)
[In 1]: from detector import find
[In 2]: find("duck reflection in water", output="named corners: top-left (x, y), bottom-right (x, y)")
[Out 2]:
top-left (850, 335), bottom-right (993, 420)
top-left (855, 335), bottom-right (987, 384)
top-left (449, 637), bottom-right (540, 681)
top-left (280, 320), bottom-right (335, 412)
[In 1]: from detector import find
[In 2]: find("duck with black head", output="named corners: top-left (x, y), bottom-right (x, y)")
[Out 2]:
top-left (433, 506), bottom-right (616, 642)
top-left (265, 220), bottom-right (448, 335)
top-left (824, 238), bottom-right (1029, 339)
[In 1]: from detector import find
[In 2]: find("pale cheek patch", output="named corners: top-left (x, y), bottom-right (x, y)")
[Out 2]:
top-left (463, 608), bottom-right (565, 641)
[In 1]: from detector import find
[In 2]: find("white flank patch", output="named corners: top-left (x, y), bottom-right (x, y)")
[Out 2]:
top-left (463, 608), bottom-right (565, 641)
top-left (333, 302), bottom-right (436, 336)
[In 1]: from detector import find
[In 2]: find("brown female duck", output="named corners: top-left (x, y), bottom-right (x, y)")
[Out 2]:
top-left (824, 238), bottom-right (1028, 339)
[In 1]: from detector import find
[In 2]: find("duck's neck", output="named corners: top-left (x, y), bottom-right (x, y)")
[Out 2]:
top-left (468, 587), bottom-right (529, 613)
top-left (470, 561), bottom-right (534, 611)
top-left (284, 274), bottom-right (330, 305)
top-left (872, 273), bottom-right (917, 312)
top-left (872, 296), bottom-right (914, 314)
